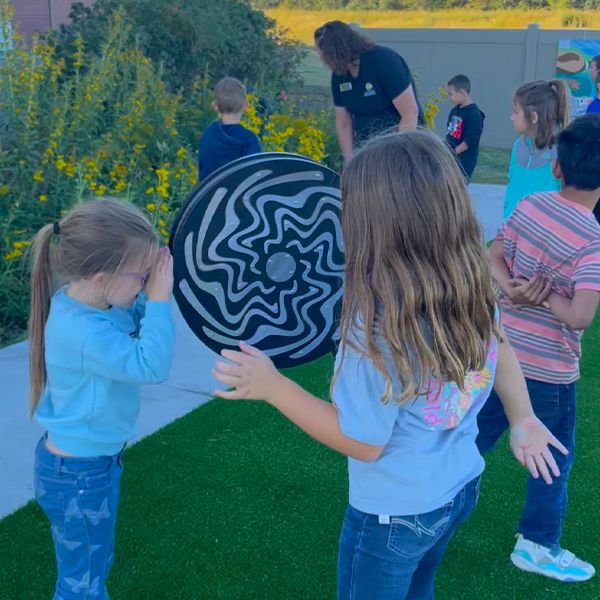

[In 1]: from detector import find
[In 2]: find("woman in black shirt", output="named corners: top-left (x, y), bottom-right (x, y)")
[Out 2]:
top-left (314, 21), bottom-right (424, 161)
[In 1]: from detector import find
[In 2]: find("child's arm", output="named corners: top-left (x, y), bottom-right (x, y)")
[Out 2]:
top-left (488, 237), bottom-right (514, 298)
top-left (127, 292), bottom-right (147, 329)
top-left (488, 239), bottom-right (551, 305)
top-left (493, 328), bottom-right (568, 483)
top-left (212, 343), bottom-right (385, 462)
top-left (81, 250), bottom-right (175, 384)
top-left (453, 141), bottom-right (468, 154)
top-left (460, 111), bottom-right (484, 155)
top-left (545, 290), bottom-right (600, 330)
top-left (543, 241), bottom-right (600, 329)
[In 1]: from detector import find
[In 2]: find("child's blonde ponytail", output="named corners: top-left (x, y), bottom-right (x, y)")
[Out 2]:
top-left (28, 223), bottom-right (55, 416)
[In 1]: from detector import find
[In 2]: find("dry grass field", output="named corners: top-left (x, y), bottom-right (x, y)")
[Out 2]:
top-left (267, 8), bottom-right (600, 43)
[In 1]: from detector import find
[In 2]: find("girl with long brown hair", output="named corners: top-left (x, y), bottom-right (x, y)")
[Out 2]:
top-left (29, 197), bottom-right (174, 600)
top-left (212, 130), bottom-right (566, 599)
top-left (503, 79), bottom-right (570, 219)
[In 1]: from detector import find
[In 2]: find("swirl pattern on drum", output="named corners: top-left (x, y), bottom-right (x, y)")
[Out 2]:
top-left (171, 153), bottom-right (343, 368)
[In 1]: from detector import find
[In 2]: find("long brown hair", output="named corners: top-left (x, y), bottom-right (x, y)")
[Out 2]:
top-left (314, 21), bottom-right (374, 75)
top-left (28, 198), bottom-right (158, 415)
top-left (334, 130), bottom-right (496, 404)
top-left (514, 79), bottom-right (570, 149)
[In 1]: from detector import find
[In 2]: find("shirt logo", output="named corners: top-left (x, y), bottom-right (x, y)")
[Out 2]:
top-left (339, 82), bottom-right (352, 92)
top-left (364, 82), bottom-right (376, 97)
top-left (448, 116), bottom-right (463, 140)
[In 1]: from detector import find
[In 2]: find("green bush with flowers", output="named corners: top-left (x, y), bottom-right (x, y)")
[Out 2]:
top-left (0, 0), bottom-right (328, 344)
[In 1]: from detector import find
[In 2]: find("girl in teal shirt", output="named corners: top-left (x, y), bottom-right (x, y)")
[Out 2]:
top-left (504, 79), bottom-right (569, 219)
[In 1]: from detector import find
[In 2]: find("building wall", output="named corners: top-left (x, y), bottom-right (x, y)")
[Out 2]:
top-left (11, 0), bottom-right (95, 44)
top-left (12, 0), bottom-right (50, 44)
top-left (365, 25), bottom-right (600, 148)
top-left (50, 0), bottom-right (95, 29)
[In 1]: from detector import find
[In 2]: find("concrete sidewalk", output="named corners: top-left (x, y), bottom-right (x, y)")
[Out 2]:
top-left (468, 182), bottom-right (504, 242)
top-left (0, 184), bottom-right (504, 519)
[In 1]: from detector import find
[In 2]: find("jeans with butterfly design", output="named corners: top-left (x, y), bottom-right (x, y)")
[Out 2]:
top-left (34, 436), bottom-right (124, 600)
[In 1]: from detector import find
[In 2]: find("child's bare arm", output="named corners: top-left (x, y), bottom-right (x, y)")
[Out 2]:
top-left (488, 240), bottom-right (551, 305)
top-left (546, 289), bottom-right (600, 330)
top-left (488, 238), bottom-right (513, 297)
top-left (492, 328), bottom-right (568, 483)
top-left (212, 343), bottom-right (385, 463)
top-left (454, 141), bottom-right (468, 154)
top-left (493, 331), bottom-right (534, 425)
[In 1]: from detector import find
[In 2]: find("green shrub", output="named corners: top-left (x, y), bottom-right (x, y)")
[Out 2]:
top-left (49, 0), bottom-right (306, 92)
top-left (0, 1), bottom-right (329, 345)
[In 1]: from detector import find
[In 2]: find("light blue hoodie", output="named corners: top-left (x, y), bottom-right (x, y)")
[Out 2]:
top-left (35, 288), bottom-right (174, 456)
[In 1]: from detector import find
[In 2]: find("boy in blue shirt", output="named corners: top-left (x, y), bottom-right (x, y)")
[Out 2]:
top-left (197, 77), bottom-right (261, 181)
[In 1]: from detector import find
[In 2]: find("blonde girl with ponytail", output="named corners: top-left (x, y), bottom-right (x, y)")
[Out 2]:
top-left (29, 197), bottom-right (174, 600)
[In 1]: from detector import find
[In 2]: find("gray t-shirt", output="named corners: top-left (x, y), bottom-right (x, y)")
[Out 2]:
top-left (332, 323), bottom-right (498, 516)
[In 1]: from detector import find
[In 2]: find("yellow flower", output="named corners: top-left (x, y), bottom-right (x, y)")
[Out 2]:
top-left (159, 203), bottom-right (168, 213)
top-left (55, 156), bottom-right (67, 172)
top-left (38, 194), bottom-right (48, 202)
top-left (95, 185), bottom-right (107, 196)
top-left (176, 147), bottom-right (186, 158)
top-left (0, 185), bottom-right (9, 196)
top-left (146, 202), bottom-right (156, 211)
top-left (32, 170), bottom-right (44, 182)
top-left (4, 249), bottom-right (23, 261)
top-left (145, 187), bottom-right (155, 195)
top-left (157, 218), bottom-right (166, 227)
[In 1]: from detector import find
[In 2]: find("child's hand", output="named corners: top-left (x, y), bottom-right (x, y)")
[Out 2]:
top-left (145, 247), bottom-right (173, 302)
top-left (212, 342), bottom-right (281, 402)
top-left (507, 275), bottom-right (551, 306)
top-left (509, 415), bottom-right (568, 484)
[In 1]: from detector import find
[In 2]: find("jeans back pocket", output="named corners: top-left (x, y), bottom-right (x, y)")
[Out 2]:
top-left (387, 501), bottom-right (454, 559)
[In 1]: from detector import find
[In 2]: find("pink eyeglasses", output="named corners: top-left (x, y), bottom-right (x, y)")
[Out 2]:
top-left (119, 271), bottom-right (150, 286)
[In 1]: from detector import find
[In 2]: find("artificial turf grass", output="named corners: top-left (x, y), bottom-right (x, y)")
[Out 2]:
top-left (1, 325), bottom-right (599, 599)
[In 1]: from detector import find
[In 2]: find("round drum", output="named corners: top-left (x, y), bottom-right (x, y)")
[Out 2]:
top-left (169, 153), bottom-right (343, 368)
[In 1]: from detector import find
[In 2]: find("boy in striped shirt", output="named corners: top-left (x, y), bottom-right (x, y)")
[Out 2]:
top-left (477, 114), bottom-right (600, 583)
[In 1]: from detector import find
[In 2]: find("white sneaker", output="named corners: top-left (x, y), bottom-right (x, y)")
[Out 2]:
top-left (510, 534), bottom-right (595, 582)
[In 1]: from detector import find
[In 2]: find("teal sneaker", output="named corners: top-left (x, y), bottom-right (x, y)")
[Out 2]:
top-left (510, 534), bottom-right (595, 582)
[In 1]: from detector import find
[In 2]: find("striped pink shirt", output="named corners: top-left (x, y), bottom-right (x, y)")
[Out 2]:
top-left (497, 191), bottom-right (600, 383)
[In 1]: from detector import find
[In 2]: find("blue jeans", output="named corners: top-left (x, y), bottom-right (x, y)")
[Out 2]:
top-left (337, 477), bottom-right (481, 600)
top-left (34, 437), bottom-right (124, 600)
top-left (476, 378), bottom-right (576, 550)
